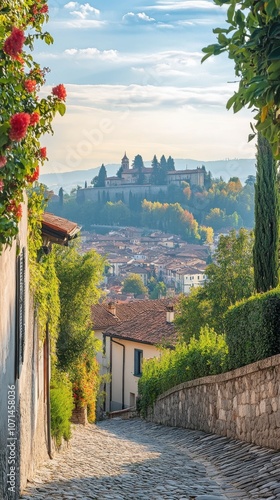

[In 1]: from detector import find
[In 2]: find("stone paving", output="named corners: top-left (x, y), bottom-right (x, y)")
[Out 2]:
top-left (21, 418), bottom-right (280, 500)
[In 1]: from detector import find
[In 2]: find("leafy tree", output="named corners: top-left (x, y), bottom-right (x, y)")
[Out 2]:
top-left (202, 1), bottom-right (280, 158)
top-left (122, 273), bottom-right (148, 297)
top-left (227, 177), bottom-right (242, 194)
top-left (253, 134), bottom-right (279, 292)
top-left (166, 156), bottom-right (175, 171)
top-left (59, 187), bottom-right (63, 206)
top-left (93, 164), bottom-right (107, 187)
top-left (147, 277), bottom-right (167, 299)
top-left (100, 201), bottom-right (131, 225)
top-left (176, 229), bottom-right (255, 339)
top-left (202, 2), bottom-right (280, 294)
top-left (150, 155), bottom-right (161, 185)
top-left (132, 154), bottom-right (144, 170)
top-left (175, 287), bottom-right (213, 341)
top-left (205, 208), bottom-right (226, 230)
top-left (132, 154), bottom-right (145, 184)
top-left (199, 225), bottom-right (214, 245)
top-left (159, 155), bottom-right (168, 184)
top-left (54, 244), bottom-right (105, 370)
top-left (245, 175), bottom-right (256, 186)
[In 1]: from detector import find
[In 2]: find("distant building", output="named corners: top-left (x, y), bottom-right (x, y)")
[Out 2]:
top-left (105, 153), bottom-right (205, 188)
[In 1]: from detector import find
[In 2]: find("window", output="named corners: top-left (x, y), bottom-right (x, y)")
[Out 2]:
top-left (15, 247), bottom-right (26, 379)
top-left (134, 349), bottom-right (143, 377)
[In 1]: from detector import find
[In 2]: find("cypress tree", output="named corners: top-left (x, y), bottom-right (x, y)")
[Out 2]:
top-left (253, 133), bottom-right (279, 292)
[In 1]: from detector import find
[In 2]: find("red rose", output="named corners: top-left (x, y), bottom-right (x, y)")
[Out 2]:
top-left (24, 79), bottom-right (37, 92)
top-left (40, 4), bottom-right (48, 13)
top-left (9, 112), bottom-right (30, 141)
top-left (7, 201), bottom-right (23, 219)
top-left (3, 27), bottom-right (25, 60)
top-left (0, 156), bottom-right (7, 168)
top-left (26, 166), bottom-right (39, 183)
top-left (40, 147), bottom-right (47, 158)
top-left (30, 112), bottom-right (40, 125)
top-left (52, 84), bottom-right (67, 101)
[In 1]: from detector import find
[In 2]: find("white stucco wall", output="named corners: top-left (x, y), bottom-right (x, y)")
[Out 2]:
top-left (0, 197), bottom-right (48, 498)
top-left (110, 338), bottom-right (159, 411)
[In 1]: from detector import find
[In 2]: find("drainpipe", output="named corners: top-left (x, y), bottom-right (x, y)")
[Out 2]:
top-left (110, 338), bottom-right (125, 411)
top-left (46, 322), bottom-right (53, 459)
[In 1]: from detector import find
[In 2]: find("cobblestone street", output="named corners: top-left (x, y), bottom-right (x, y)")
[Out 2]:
top-left (21, 418), bottom-right (280, 500)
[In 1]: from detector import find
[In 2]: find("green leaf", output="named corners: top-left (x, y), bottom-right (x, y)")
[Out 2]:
top-left (248, 133), bottom-right (256, 142)
top-left (227, 0), bottom-right (236, 23)
top-left (226, 93), bottom-right (237, 110)
top-left (268, 47), bottom-right (280, 61)
top-left (57, 102), bottom-right (66, 116)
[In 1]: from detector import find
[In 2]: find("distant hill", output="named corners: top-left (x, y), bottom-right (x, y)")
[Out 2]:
top-left (40, 158), bottom-right (256, 194)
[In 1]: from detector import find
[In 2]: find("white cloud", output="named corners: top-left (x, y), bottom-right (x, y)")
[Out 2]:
top-left (45, 83), bottom-right (234, 111)
top-left (64, 1), bottom-right (100, 18)
top-left (64, 47), bottom-right (119, 61)
top-left (123, 12), bottom-right (155, 23)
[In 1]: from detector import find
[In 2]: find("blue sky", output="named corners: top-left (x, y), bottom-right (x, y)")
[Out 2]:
top-left (37, 0), bottom-right (256, 174)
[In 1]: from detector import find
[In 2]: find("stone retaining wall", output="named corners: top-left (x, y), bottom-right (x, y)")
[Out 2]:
top-left (146, 354), bottom-right (280, 450)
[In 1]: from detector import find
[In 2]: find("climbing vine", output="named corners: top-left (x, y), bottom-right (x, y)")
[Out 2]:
top-left (28, 185), bottom-right (60, 346)
top-left (0, 0), bottom-right (66, 252)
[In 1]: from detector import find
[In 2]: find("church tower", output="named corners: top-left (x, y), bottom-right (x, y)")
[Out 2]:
top-left (121, 152), bottom-right (129, 171)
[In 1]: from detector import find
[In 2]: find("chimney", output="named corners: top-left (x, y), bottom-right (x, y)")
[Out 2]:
top-left (166, 304), bottom-right (174, 323)
top-left (108, 301), bottom-right (117, 316)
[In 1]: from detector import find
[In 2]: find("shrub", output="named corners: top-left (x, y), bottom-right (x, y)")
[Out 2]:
top-left (138, 326), bottom-right (228, 416)
top-left (225, 287), bottom-right (280, 370)
top-left (50, 371), bottom-right (74, 446)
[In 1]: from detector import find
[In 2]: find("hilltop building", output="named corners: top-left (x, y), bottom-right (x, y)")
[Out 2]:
top-left (105, 153), bottom-right (205, 188)
top-left (77, 154), bottom-right (205, 204)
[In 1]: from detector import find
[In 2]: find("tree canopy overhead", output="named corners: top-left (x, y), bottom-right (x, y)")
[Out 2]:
top-left (202, 0), bottom-right (280, 157)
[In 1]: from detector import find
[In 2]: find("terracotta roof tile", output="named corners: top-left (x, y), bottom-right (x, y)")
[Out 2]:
top-left (91, 299), bottom-right (177, 345)
top-left (105, 306), bottom-right (177, 345)
top-left (42, 212), bottom-right (80, 237)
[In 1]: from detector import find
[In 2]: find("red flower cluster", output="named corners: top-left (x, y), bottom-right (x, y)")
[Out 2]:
top-left (40, 4), bottom-right (48, 13)
top-left (9, 113), bottom-right (30, 141)
top-left (40, 147), bottom-right (47, 158)
top-left (0, 156), bottom-right (7, 168)
top-left (0, 180), bottom-right (4, 193)
top-left (7, 201), bottom-right (22, 219)
top-left (24, 79), bottom-right (37, 92)
top-left (30, 112), bottom-right (40, 126)
top-left (26, 166), bottom-right (39, 183)
top-left (52, 84), bottom-right (67, 101)
top-left (3, 27), bottom-right (25, 60)
top-left (32, 3), bottom-right (48, 15)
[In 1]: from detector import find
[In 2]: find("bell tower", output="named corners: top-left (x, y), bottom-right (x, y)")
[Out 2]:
top-left (121, 152), bottom-right (129, 171)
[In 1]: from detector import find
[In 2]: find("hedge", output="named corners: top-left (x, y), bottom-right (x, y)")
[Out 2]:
top-left (224, 287), bottom-right (280, 370)
top-left (138, 327), bottom-right (228, 416)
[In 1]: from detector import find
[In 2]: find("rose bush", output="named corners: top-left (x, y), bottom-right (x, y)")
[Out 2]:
top-left (0, 0), bottom-right (66, 251)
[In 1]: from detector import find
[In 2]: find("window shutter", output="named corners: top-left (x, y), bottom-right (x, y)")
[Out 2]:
top-left (15, 247), bottom-right (26, 379)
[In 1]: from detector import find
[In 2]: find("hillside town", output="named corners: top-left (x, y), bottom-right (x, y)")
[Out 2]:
top-left (81, 228), bottom-right (210, 299)
top-left (2, 2), bottom-right (280, 500)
